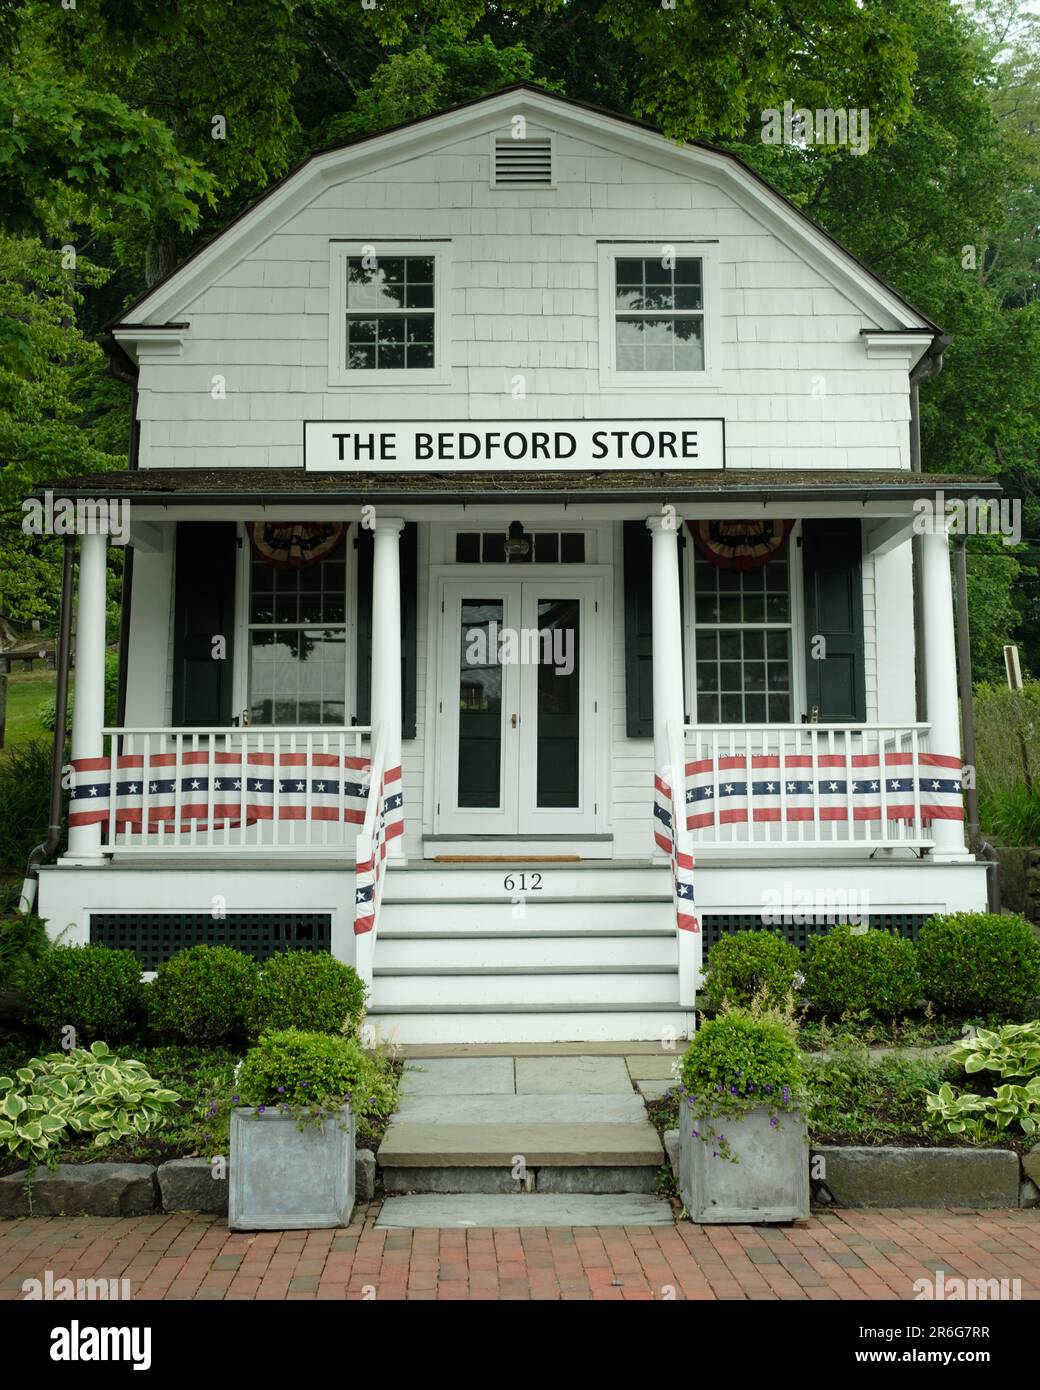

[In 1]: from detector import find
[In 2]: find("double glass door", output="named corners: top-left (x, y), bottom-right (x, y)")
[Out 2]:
top-left (436, 580), bottom-right (601, 835)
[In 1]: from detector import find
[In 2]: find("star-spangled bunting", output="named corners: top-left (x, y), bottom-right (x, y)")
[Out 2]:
top-left (353, 765), bottom-right (404, 937)
top-left (653, 774), bottom-right (700, 935)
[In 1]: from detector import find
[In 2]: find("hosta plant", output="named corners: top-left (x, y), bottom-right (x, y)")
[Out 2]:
top-left (924, 1078), bottom-right (1040, 1142)
top-left (0, 1041), bottom-right (181, 1165)
top-left (947, 1022), bottom-right (1040, 1082)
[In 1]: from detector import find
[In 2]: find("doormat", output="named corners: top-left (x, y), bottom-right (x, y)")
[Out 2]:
top-left (433, 855), bottom-right (581, 863)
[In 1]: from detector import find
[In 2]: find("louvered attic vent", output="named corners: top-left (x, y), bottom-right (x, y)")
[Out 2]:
top-left (493, 137), bottom-right (552, 186)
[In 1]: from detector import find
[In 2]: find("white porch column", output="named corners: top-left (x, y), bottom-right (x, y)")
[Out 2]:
top-left (66, 532), bottom-right (108, 862)
top-left (646, 513), bottom-right (686, 786)
top-left (920, 524), bottom-right (968, 859)
top-left (370, 516), bottom-right (405, 857)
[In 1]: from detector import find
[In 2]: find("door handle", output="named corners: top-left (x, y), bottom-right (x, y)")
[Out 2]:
top-left (511, 712), bottom-right (518, 729)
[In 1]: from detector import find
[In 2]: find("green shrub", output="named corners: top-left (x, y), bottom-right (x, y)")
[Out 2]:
top-left (917, 913), bottom-right (1040, 1018)
top-left (802, 924), bottom-right (921, 1019)
top-left (21, 944), bottom-right (144, 1044)
top-left (973, 680), bottom-right (1040, 802)
top-left (0, 739), bottom-right (55, 873)
top-left (247, 950), bottom-right (366, 1040)
top-left (147, 945), bottom-right (259, 1044)
top-left (0, 1040), bottom-right (180, 1165)
top-left (924, 1077), bottom-right (1040, 1142)
top-left (979, 783), bottom-right (1040, 848)
top-left (701, 930), bottom-right (801, 1012)
top-left (0, 912), bottom-right (51, 989)
top-left (679, 1008), bottom-right (803, 1114)
top-left (237, 1028), bottom-right (374, 1114)
top-left (38, 649), bottom-right (119, 734)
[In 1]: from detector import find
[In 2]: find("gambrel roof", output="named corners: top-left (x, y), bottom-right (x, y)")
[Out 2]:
top-left (111, 84), bottom-right (939, 339)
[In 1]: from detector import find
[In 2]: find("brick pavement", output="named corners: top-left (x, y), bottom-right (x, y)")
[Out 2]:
top-left (1, 1204), bottom-right (1038, 1301)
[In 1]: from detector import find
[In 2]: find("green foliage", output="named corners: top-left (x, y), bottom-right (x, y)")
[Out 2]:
top-left (0, 738), bottom-right (54, 873)
top-left (802, 925), bottom-right (922, 1019)
top-left (924, 1077), bottom-right (1040, 1141)
top-left (804, 1045), bottom-right (953, 1145)
top-left (22, 945), bottom-right (143, 1045)
top-left (701, 930), bottom-right (801, 1012)
top-left (247, 950), bottom-right (367, 1040)
top-left (236, 1028), bottom-right (396, 1123)
top-left (147, 946), bottom-right (259, 1045)
top-left (0, 1040), bottom-right (179, 1165)
top-left (980, 784), bottom-right (1040, 848)
top-left (974, 682), bottom-right (1040, 801)
top-left (917, 912), bottom-right (1040, 1017)
top-left (0, 911), bottom-right (50, 989)
top-left (679, 1008), bottom-right (803, 1115)
top-left (38, 649), bottom-right (119, 733)
top-left (948, 1022), bottom-right (1040, 1081)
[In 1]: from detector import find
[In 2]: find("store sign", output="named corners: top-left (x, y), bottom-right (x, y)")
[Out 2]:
top-left (304, 419), bottom-right (725, 473)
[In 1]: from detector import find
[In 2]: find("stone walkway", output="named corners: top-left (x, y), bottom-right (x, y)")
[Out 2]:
top-left (2, 1207), bottom-right (1038, 1299)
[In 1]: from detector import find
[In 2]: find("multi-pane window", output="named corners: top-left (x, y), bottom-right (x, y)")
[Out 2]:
top-left (614, 257), bottom-right (704, 372)
top-left (454, 532), bottom-right (586, 564)
top-left (692, 554), bottom-right (792, 723)
top-left (345, 256), bottom-right (435, 369)
top-left (248, 548), bottom-right (347, 725)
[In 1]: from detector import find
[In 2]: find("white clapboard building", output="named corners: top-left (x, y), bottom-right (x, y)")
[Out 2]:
top-left (34, 86), bottom-right (994, 1042)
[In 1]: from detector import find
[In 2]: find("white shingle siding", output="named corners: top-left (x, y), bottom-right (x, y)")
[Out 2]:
top-left (130, 122), bottom-right (920, 473)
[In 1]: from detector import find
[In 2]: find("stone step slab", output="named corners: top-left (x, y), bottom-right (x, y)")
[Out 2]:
top-left (375, 1193), bottom-right (675, 1228)
top-left (378, 1121), bottom-right (663, 1168)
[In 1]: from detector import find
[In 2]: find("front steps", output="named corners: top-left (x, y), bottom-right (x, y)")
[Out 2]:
top-left (367, 861), bottom-right (692, 1045)
top-left (375, 1053), bottom-right (672, 1226)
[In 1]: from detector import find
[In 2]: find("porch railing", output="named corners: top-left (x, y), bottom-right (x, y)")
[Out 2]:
top-left (77, 726), bottom-right (373, 852)
top-left (681, 723), bottom-right (963, 849)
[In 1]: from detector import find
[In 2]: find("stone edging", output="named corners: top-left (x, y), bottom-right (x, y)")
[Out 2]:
top-left (0, 1152), bottom-right (377, 1219)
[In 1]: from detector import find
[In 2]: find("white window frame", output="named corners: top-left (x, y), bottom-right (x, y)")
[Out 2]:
top-left (682, 522), bottom-right (805, 725)
top-left (233, 523), bottom-right (358, 728)
top-left (327, 241), bottom-right (451, 388)
top-left (598, 242), bottom-right (721, 390)
top-left (447, 527), bottom-right (597, 566)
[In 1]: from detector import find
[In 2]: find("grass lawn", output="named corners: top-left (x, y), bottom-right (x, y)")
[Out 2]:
top-left (1, 668), bottom-right (57, 755)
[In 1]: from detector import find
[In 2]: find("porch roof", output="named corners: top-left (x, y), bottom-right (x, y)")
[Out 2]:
top-left (37, 468), bottom-right (1001, 507)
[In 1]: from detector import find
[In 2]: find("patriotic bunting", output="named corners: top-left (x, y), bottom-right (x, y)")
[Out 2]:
top-left (354, 764), bottom-right (404, 937)
top-left (69, 749), bottom-right (374, 832)
top-left (653, 774), bottom-right (700, 935)
top-left (682, 751), bottom-right (963, 830)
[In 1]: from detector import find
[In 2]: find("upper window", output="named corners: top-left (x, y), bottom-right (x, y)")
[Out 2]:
top-left (598, 242), bottom-right (720, 389)
top-left (329, 243), bottom-right (450, 386)
top-left (615, 258), bottom-right (704, 372)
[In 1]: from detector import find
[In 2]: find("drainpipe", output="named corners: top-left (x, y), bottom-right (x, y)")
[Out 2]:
top-left (952, 533), bottom-right (1001, 912)
top-left (909, 334), bottom-right (952, 722)
top-left (19, 536), bottom-right (76, 913)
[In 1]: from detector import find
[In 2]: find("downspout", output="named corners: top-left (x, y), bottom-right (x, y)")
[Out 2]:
top-left (952, 533), bottom-right (1001, 912)
top-left (19, 536), bottom-right (76, 913)
top-left (909, 334), bottom-right (952, 722)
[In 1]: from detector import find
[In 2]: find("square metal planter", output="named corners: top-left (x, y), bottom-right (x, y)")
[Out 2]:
top-left (679, 1100), bottom-right (809, 1224)
top-left (229, 1106), bottom-right (355, 1231)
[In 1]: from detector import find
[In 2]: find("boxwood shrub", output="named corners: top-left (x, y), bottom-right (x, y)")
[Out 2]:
top-left (802, 924), bottom-right (920, 1019)
top-left (148, 945), bottom-right (259, 1044)
top-left (916, 912), bottom-right (1040, 1018)
top-left (21, 944), bottom-right (144, 1044)
top-left (237, 1028), bottom-right (373, 1113)
top-left (680, 1008), bottom-right (803, 1114)
top-left (701, 930), bottom-right (801, 1012)
top-left (247, 950), bottom-right (366, 1040)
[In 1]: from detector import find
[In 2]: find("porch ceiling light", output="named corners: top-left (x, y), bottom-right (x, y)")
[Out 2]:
top-left (504, 520), bottom-right (531, 558)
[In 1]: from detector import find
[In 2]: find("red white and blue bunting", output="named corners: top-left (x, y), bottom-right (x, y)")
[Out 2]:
top-left (354, 764), bottom-right (404, 937)
top-left (68, 750), bottom-right (375, 831)
top-left (653, 774), bottom-right (700, 935)
top-left (682, 751), bottom-right (964, 828)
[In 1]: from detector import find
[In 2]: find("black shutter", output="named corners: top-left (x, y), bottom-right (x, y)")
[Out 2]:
top-left (623, 520), bottom-right (654, 737)
top-left (171, 521), bottom-right (237, 726)
top-left (801, 519), bottom-right (866, 722)
top-left (355, 523), bottom-right (418, 739)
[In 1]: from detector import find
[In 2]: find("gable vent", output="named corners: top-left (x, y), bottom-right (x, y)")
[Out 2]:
top-left (493, 137), bottom-right (552, 186)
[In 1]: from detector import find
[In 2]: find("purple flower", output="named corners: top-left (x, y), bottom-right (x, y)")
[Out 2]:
top-left (764, 1084), bottom-right (773, 1094)
top-left (277, 1086), bottom-right (286, 1094)
top-left (691, 1129), bottom-right (700, 1139)
top-left (748, 1085), bottom-right (756, 1093)
top-left (770, 1116), bottom-right (779, 1128)
top-left (301, 1081), bottom-right (308, 1089)
top-left (729, 1085), bottom-right (739, 1095)
top-left (231, 1094), bottom-right (240, 1104)
top-left (257, 1105), bottom-right (266, 1115)
top-left (203, 1132), bottom-right (211, 1140)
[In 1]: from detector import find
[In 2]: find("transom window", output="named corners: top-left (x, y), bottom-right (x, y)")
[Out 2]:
top-left (615, 257), bottom-right (704, 372)
top-left (692, 554), bottom-right (792, 723)
top-left (345, 256), bottom-right (435, 370)
top-left (248, 546), bottom-right (347, 725)
top-left (454, 532), bottom-right (586, 564)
